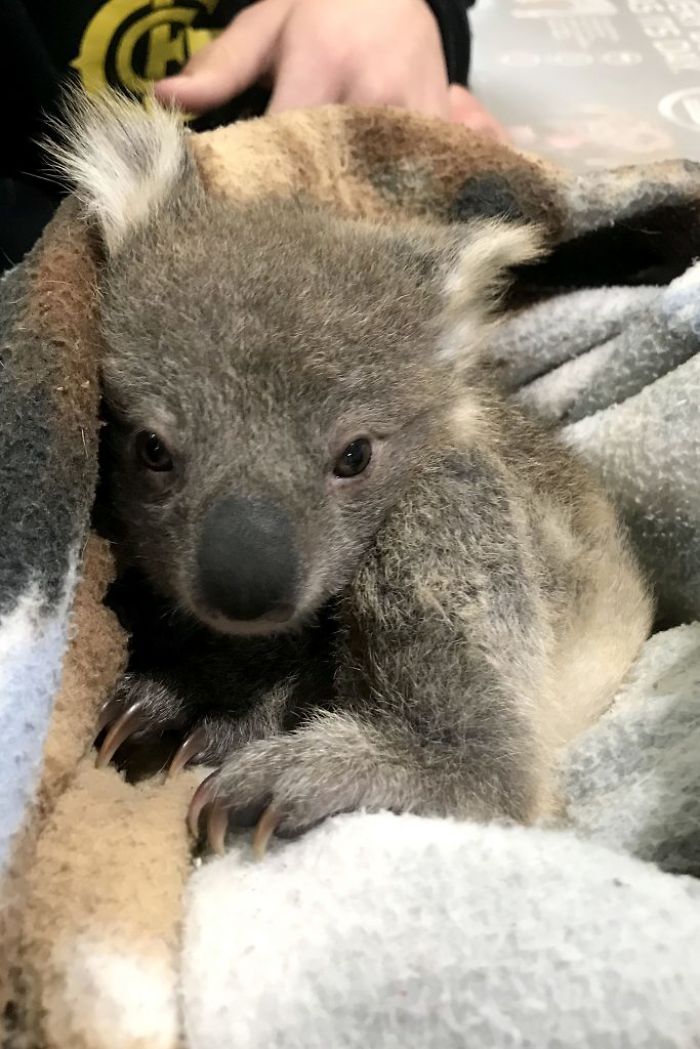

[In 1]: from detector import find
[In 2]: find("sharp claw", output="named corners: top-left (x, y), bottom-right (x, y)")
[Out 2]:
top-left (168, 726), bottom-right (207, 779)
top-left (253, 806), bottom-right (281, 860)
top-left (95, 699), bottom-right (148, 768)
top-left (96, 694), bottom-right (128, 735)
top-left (187, 771), bottom-right (218, 838)
top-left (207, 801), bottom-right (229, 856)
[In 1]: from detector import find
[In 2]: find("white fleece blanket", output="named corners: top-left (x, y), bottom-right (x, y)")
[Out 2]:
top-left (182, 623), bottom-right (700, 1049)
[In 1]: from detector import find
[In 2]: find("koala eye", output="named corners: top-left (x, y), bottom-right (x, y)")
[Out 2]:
top-left (334, 438), bottom-right (373, 479)
top-left (135, 431), bottom-right (174, 472)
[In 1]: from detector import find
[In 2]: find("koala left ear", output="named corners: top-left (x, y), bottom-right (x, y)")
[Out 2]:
top-left (439, 219), bottom-right (545, 364)
top-left (44, 87), bottom-right (191, 254)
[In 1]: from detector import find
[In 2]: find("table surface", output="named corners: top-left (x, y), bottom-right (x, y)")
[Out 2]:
top-left (471, 0), bottom-right (700, 169)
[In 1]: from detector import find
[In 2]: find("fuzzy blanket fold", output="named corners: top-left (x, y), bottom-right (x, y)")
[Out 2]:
top-left (493, 269), bottom-right (700, 624)
top-left (1, 104), bottom-right (700, 1048)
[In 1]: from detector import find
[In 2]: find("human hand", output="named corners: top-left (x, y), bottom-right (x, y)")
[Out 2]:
top-left (448, 84), bottom-right (509, 142)
top-left (154, 0), bottom-right (452, 118)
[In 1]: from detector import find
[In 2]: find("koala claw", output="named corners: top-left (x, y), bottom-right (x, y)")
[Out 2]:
top-left (96, 694), bottom-right (129, 735)
top-left (186, 770), bottom-right (280, 859)
top-left (95, 698), bottom-right (149, 768)
top-left (187, 772), bottom-right (235, 856)
top-left (167, 725), bottom-right (208, 778)
top-left (207, 800), bottom-right (230, 857)
top-left (252, 806), bottom-right (282, 859)
top-left (187, 770), bottom-right (219, 839)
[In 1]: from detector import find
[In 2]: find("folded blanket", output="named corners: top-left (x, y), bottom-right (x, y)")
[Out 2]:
top-left (184, 628), bottom-right (700, 1049)
top-left (1, 104), bottom-right (699, 1048)
top-left (492, 267), bottom-right (700, 624)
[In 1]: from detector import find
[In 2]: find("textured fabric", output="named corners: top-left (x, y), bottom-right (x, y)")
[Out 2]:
top-left (182, 625), bottom-right (700, 1049)
top-left (491, 268), bottom-right (700, 624)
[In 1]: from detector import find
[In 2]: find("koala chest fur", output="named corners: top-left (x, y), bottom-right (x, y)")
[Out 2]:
top-left (59, 94), bottom-right (652, 847)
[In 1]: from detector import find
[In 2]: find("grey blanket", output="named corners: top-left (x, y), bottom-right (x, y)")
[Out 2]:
top-left (494, 273), bottom-right (700, 624)
top-left (183, 621), bottom-right (700, 1049)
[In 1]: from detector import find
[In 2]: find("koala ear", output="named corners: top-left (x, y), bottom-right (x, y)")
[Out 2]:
top-left (439, 219), bottom-right (544, 364)
top-left (45, 88), bottom-right (191, 253)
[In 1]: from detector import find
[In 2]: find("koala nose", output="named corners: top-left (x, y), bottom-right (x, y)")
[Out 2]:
top-left (197, 496), bottom-right (298, 623)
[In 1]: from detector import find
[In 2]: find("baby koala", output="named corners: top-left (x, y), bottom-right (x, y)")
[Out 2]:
top-left (56, 94), bottom-right (651, 852)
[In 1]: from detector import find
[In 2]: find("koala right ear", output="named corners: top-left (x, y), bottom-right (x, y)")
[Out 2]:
top-left (44, 88), bottom-right (191, 254)
top-left (438, 219), bottom-right (545, 365)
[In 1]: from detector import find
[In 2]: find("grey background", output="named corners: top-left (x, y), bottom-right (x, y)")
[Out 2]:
top-left (472, 0), bottom-right (700, 168)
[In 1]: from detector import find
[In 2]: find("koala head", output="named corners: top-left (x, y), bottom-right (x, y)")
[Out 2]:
top-left (54, 94), bottom-right (540, 636)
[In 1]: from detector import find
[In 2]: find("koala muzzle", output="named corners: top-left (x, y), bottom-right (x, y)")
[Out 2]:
top-left (197, 496), bottom-right (298, 624)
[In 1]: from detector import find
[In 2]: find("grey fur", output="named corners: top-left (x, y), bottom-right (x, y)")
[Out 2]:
top-left (92, 141), bottom-right (651, 838)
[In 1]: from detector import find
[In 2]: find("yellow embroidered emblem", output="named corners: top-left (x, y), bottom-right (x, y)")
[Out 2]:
top-left (72, 0), bottom-right (220, 98)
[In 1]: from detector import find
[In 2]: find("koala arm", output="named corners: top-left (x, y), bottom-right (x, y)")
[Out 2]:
top-left (206, 453), bottom-right (548, 844)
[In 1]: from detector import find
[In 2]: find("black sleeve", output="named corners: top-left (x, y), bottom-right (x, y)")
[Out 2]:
top-left (425, 0), bottom-right (474, 85)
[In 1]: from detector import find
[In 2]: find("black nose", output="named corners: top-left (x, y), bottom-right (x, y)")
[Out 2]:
top-left (197, 496), bottom-right (298, 622)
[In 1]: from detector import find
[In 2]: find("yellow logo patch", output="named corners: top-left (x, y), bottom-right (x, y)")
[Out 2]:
top-left (72, 0), bottom-right (220, 98)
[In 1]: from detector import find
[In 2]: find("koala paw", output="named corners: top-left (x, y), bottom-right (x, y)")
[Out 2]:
top-left (95, 672), bottom-right (287, 780)
top-left (95, 673), bottom-right (193, 776)
top-left (187, 713), bottom-right (395, 857)
top-left (95, 673), bottom-right (231, 778)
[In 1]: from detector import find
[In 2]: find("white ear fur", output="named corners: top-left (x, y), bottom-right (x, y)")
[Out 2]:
top-left (45, 89), bottom-right (189, 252)
top-left (439, 219), bottom-right (544, 364)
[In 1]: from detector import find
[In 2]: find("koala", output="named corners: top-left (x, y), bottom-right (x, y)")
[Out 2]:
top-left (54, 94), bottom-right (652, 854)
